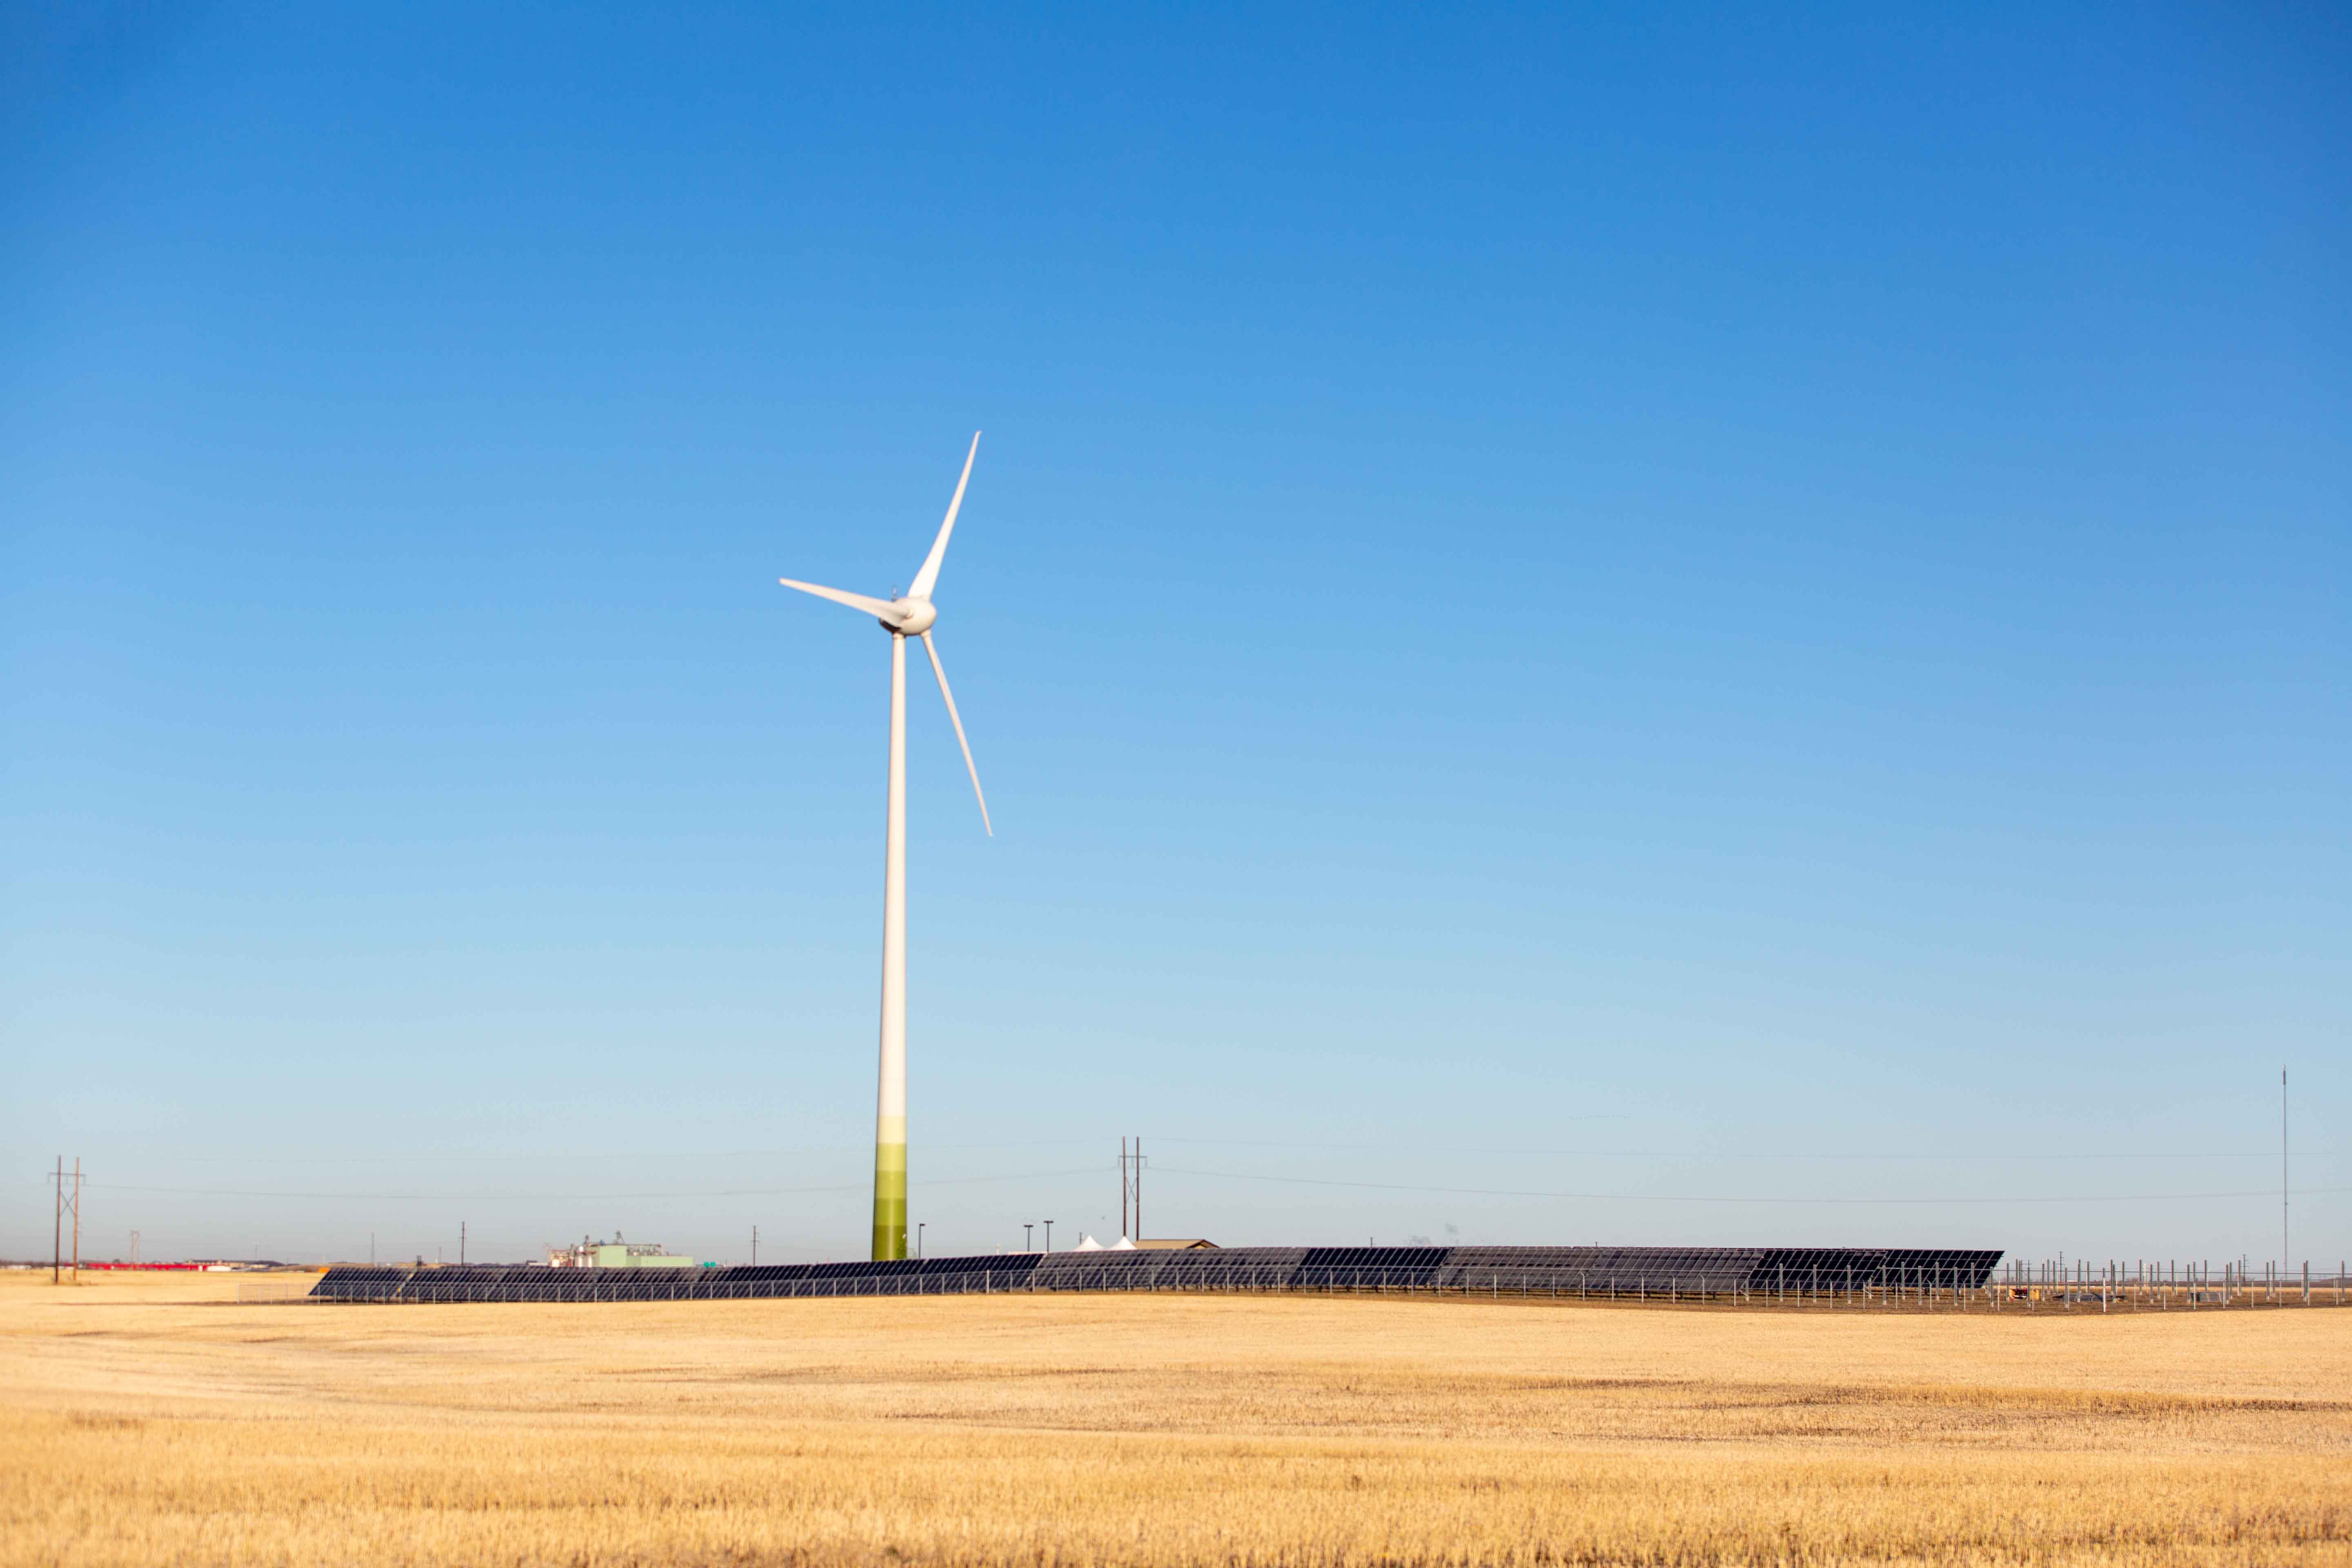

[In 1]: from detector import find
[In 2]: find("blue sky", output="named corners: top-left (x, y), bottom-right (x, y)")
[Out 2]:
top-left (4, 4), bottom-right (2345, 1268)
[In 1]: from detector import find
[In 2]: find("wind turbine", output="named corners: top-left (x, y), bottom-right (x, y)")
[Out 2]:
top-left (778, 432), bottom-right (991, 1261)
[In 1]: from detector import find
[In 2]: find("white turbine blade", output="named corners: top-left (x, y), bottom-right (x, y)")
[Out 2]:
top-left (778, 577), bottom-right (898, 619)
top-left (919, 631), bottom-right (991, 836)
top-left (906, 431), bottom-right (980, 600)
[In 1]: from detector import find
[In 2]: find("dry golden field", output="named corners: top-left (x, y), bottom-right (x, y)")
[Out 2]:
top-left (2, 1268), bottom-right (2346, 1566)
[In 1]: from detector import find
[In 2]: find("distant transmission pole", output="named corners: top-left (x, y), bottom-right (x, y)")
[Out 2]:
top-left (49, 1158), bottom-right (83, 1285)
top-left (2282, 1066), bottom-right (2290, 1268)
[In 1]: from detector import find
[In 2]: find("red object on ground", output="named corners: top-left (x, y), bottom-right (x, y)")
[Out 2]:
top-left (77, 1262), bottom-right (202, 1271)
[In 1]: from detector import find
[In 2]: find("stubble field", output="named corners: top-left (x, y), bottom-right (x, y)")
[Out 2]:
top-left (1, 1268), bottom-right (2346, 1566)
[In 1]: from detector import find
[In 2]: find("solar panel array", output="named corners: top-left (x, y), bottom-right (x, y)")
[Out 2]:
top-left (309, 1245), bottom-right (2002, 1304)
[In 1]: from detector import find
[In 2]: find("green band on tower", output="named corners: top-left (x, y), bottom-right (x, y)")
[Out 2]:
top-left (872, 1136), bottom-right (907, 1260)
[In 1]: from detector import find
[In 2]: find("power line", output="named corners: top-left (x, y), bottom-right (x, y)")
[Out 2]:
top-left (1149, 1137), bottom-right (2332, 1162)
top-left (149, 1138), bottom-right (1105, 1165)
top-left (71, 1138), bottom-right (2337, 1171)
top-left (1154, 1163), bottom-right (2352, 1207)
top-left (69, 1165), bottom-right (1102, 1203)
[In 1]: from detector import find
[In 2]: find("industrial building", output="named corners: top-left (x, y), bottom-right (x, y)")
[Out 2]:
top-left (543, 1234), bottom-right (701, 1269)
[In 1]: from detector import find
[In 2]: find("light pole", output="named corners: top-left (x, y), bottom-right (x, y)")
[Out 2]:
top-left (1043, 1220), bottom-right (1055, 1253)
top-left (917, 1223), bottom-right (926, 1260)
top-left (1024, 1223), bottom-right (1033, 1252)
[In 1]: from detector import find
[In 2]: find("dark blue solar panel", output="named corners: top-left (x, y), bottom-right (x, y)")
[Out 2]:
top-left (311, 1243), bottom-right (2003, 1303)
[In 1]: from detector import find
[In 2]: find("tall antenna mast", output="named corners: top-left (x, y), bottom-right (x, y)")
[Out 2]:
top-left (2282, 1065), bottom-right (2289, 1269)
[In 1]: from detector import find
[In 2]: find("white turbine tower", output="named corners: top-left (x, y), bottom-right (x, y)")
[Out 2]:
top-left (778, 432), bottom-right (991, 1261)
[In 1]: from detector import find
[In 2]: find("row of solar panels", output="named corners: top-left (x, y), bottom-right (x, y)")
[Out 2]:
top-left (310, 1245), bottom-right (2002, 1302)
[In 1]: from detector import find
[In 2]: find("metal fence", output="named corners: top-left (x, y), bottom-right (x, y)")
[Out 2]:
top-left (233, 1278), bottom-right (315, 1303)
top-left (1991, 1256), bottom-right (2350, 1312)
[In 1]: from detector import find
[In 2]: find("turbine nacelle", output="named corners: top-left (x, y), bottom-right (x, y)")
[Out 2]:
top-left (884, 597), bottom-right (937, 636)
